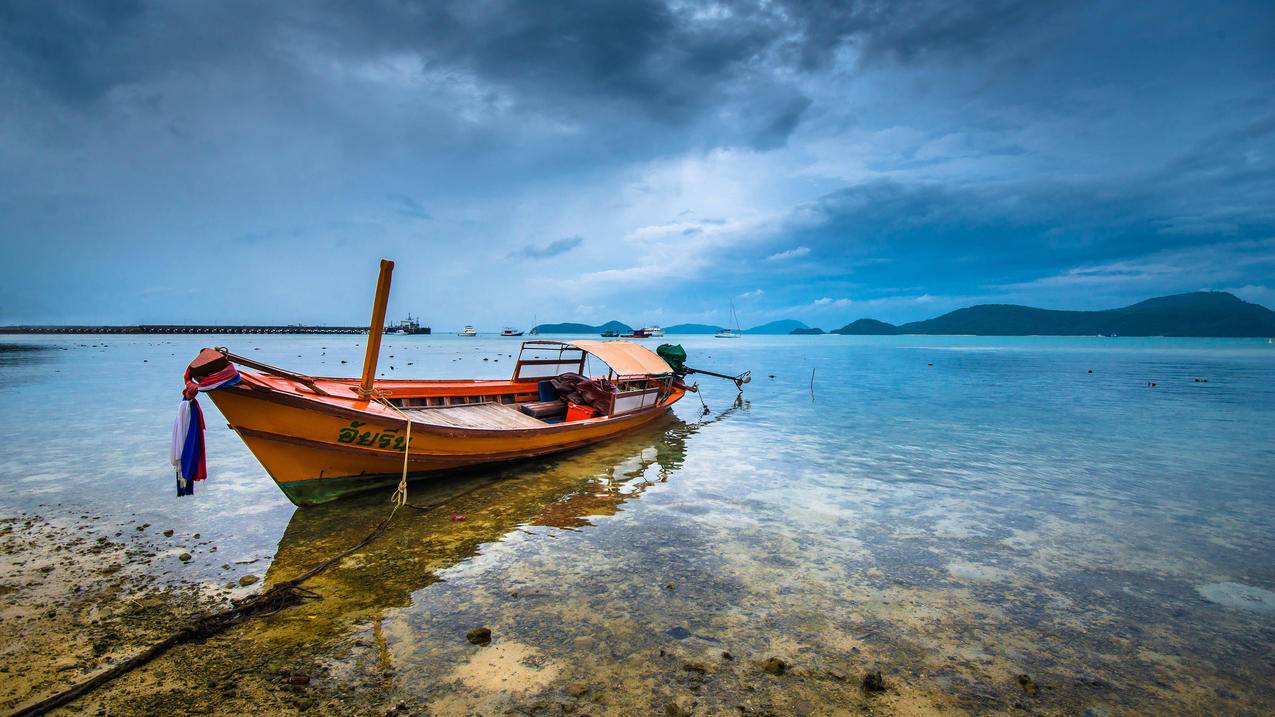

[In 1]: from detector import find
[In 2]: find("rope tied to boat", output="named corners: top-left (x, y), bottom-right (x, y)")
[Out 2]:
top-left (367, 389), bottom-right (412, 509)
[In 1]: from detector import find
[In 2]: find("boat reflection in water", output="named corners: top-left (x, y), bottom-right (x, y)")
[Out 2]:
top-left (259, 400), bottom-right (741, 645)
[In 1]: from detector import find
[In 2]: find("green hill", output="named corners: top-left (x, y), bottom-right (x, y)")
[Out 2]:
top-left (745, 319), bottom-right (809, 334)
top-left (831, 292), bottom-right (1275, 337)
top-left (531, 320), bottom-right (632, 335)
top-left (665, 323), bottom-right (725, 334)
top-left (831, 319), bottom-right (898, 335)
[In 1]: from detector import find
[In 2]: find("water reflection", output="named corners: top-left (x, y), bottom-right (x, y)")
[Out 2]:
top-left (0, 343), bottom-right (59, 388)
top-left (261, 402), bottom-right (741, 643)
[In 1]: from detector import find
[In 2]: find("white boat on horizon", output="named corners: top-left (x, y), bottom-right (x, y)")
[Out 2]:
top-left (501, 327), bottom-right (524, 336)
top-left (715, 301), bottom-right (743, 338)
top-left (458, 325), bottom-right (477, 337)
top-left (641, 325), bottom-right (665, 337)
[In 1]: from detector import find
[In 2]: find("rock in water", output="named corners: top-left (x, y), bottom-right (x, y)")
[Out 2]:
top-left (1017, 674), bottom-right (1039, 697)
top-left (763, 657), bottom-right (787, 675)
top-left (238, 574), bottom-right (259, 587)
top-left (178, 553), bottom-right (192, 562)
top-left (862, 670), bottom-right (886, 693)
top-left (466, 627), bottom-right (492, 645)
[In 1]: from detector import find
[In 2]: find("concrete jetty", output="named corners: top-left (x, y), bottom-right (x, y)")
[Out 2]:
top-left (0, 324), bottom-right (403, 335)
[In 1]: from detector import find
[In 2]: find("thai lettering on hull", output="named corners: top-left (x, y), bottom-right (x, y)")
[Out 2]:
top-left (337, 420), bottom-right (411, 451)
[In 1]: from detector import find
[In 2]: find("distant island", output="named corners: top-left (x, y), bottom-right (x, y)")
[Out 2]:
top-left (495, 292), bottom-right (1275, 338)
top-left (663, 323), bottom-right (723, 334)
top-left (746, 319), bottom-right (810, 334)
top-left (532, 320), bottom-right (632, 335)
top-left (534, 319), bottom-right (819, 335)
top-left (831, 291), bottom-right (1275, 337)
top-left (663, 319), bottom-right (816, 334)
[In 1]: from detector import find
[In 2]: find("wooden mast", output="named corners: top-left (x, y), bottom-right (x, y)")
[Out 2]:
top-left (359, 259), bottom-right (395, 397)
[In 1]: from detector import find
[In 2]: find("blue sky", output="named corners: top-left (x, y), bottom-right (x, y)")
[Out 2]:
top-left (1, 1), bottom-right (1273, 329)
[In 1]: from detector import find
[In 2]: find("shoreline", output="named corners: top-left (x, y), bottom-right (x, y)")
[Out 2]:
top-left (5, 507), bottom-right (1272, 716)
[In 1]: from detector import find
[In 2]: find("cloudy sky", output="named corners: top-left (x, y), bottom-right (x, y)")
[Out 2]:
top-left (2, 1), bottom-right (1273, 329)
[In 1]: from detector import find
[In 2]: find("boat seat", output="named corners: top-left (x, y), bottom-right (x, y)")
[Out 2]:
top-left (401, 402), bottom-right (548, 429)
top-left (520, 400), bottom-right (567, 419)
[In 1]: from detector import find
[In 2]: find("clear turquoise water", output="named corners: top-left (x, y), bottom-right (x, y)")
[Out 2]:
top-left (1, 334), bottom-right (1273, 713)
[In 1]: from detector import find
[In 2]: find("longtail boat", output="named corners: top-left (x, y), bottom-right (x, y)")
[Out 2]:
top-left (179, 260), bottom-right (693, 506)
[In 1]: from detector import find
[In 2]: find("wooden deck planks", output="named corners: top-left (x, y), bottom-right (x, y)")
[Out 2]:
top-left (401, 401), bottom-right (548, 429)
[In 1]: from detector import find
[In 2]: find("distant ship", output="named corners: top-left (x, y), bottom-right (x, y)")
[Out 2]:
top-left (501, 327), bottom-right (524, 336)
top-left (641, 325), bottom-right (665, 337)
top-left (715, 300), bottom-right (743, 338)
top-left (601, 330), bottom-right (620, 337)
top-left (621, 329), bottom-right (651, 339)
top-left (457, 325), bottom-right (477, 337)
top-left (392, 314), bottom-right (431, 335)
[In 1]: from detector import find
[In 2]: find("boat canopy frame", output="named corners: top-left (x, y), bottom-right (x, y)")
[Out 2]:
top-left (513, 339), bottom-right (676, 418)
top-left (513, 339), bottom-right (674, 382)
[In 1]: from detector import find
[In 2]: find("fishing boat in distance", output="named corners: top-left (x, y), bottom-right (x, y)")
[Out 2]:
top-left (501, 327), bottom-right (525, 336)
top-left (642, 325), bottom-right (665, 337)
top-left (175, 260), bottom-right (740, 506)
top-left (457, 325), bottom-right (477, 337)
top-left (600, 329), bottom-right (620, 338)
top-left (622, 328), bottom-right (651, 339)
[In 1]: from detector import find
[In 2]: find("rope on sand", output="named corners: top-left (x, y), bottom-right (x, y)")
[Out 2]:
top-left (10, 391), bottom-right (744, 716)
top-left (10, 394), bottom-right (425, 717)
top-left (6, 510), bottom-right (390, 717)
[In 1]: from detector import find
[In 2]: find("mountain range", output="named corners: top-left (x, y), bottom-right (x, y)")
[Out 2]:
top-left (531, 320), bottom-right (631, 334)
top-left (533, 319), bottom-right (814, 334)
top-left (662, 319), bottom-right (811, 334)
top-left (831, 292), bottom-right (1275, 337)
top-left (527, 292), bottom-right (1275, 338)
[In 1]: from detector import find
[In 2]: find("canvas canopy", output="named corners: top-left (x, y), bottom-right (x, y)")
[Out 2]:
top-left (523, 340), bottom-right (673, 377)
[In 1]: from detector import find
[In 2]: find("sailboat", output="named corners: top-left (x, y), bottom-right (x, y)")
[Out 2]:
top-left (715, 301), bottom-right (743, 338)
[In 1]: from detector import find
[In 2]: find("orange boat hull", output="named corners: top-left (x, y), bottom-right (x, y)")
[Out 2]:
top-left (208, 374), bottom-right (683, 506)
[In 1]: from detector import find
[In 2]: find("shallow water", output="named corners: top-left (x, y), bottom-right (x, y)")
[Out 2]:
top-left (1, 334), bottom-right (1274, 714)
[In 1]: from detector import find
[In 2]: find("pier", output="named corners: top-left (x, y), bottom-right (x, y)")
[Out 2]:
top-left (0, 324), bottom-right (414, 335)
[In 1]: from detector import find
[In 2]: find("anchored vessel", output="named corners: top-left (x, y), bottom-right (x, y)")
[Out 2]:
top-left (501, 327), bottom-right (525, 336)
top-left (457, 325), bottom-right (478, 337)
top-left (181, 261), bottom-right (689, 506)
top-left (715, 300), bottom-right (743, 338)
top-left (392, 314), bottom-right (431, 335)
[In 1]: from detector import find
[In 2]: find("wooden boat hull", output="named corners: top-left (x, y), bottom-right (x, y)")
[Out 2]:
top-left (208, 378), bottom-right (683, 506)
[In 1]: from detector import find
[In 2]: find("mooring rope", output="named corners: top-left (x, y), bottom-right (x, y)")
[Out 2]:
top-left (369, 391), bottom-right (412, 509)
top-left (10, 381), bottom-right (743, 716)
top-left (8, 391), bottom-right (422, 717)
top-left (6, 512), bottom-right (389, 717)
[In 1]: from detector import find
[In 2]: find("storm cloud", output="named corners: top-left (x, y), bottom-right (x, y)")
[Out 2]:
top-left (1, 0), bottom-right (1272, 326)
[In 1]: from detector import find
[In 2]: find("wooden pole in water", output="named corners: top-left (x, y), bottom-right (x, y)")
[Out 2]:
top-left (359, 259), bottom-right (395, 397)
